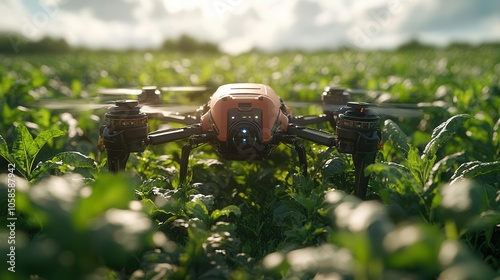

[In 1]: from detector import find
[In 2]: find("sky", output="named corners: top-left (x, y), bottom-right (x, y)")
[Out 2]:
top-left (1, 0), bottom-right (499, 54)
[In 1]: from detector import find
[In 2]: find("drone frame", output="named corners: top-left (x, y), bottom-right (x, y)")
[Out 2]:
top-left (99, 84), bottom-right (382, 199)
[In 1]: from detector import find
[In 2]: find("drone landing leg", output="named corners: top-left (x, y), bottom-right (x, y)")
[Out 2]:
top-left (106, 149), bottom-right (130, 172)
top-left (294, 143), bottom-right (308, 177)
top-left (178, 134), bottom-right (212, 185)
top-left (179, 143), bottom-right (193, 185)
top-left (279, 134), bottom-right (308, 176)
top-left (352, 151), bottom-right (377, 200)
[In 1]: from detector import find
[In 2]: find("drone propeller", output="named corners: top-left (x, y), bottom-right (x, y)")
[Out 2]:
top-left (287, 101), bottom-right (425, 118)
top-left (97, 85), bottom-right (211, 107)
top-left (288, 85), bottom-right (455, 119)
top-left (35, 99), bottom-right (115, 112)
top-left (139, 104), bottom-right (200, 114)
top-left (98, 86), bottom-right (209, 95)
top-left (322, 102), bottom-right (425, 118)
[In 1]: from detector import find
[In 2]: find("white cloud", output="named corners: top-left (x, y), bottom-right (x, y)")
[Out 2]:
top-left (1, 0), bottom-right (499, 54)
top-left (0, 0), bottom-right (30, 31)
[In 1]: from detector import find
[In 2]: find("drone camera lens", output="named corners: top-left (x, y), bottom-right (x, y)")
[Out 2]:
top-left (232, 125), bottom-right (258, 149)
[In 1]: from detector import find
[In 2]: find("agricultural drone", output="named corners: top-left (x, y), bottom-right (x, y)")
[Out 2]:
top-left (96, 83), bottom-right (383, 199)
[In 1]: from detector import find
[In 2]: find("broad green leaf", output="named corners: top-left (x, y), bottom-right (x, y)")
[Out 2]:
top-left (27, 174), bottom-right (85, 229)
top-left (89, 209), bottom-right (153, 267)
top-left (407, 146), bottom-right (431, 187)
top-left (333, 200), bottom-right (393, 265)
top-left (31, 151), bottom-right (97, 181)
top-left (383, 119), bottom-right (410, 157)
top-left (321, 157), bottom-right (347, 179)
top-left (384, 224), bottom-right (442, 275)
top-left (450, 160), bottom-right (500, 185)
top-left (366, 162), bottom-right (419, 193)
top-left (32, 127), bottom-right (66, 161)
top-left (494, 117), bottom-right (500, 157)
top-left (0, 133), bottom-right (13, 163)
top-left (210, 205), bottom-right (241, 221)
top-left (12, 124), bottom-right (66, 179)
top-left (140, 198), bottom-right (159, 216)
top-left (189, 193), bottom-right (215, 211)
top-left (72, 173), bottom-right (138, 229)
top-left (12, 123), bottom-right (34, 176)
top-left (438, 242), bottom-right (498, 280)
top-left (71, 79), bottom-right (82, 95)
top-left (422, 114), bottom-right (471, 160)
top-left (437, 179), bottom-right (489, 230)
top-left (186, 199), bottom-right (209, 226)
top-left (424, 151), bottom-right (467, 192)
top-left (278, 244), bottom-right (354, 277)
top-left (467, 210), bottom-right (500, 231)
top-left (51, 151), bottom-right (96, 168)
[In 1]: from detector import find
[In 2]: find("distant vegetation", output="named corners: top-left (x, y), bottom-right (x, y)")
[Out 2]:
top-left (0, 32), bottom-right (499, 55)
top-left (161, 34), bottom-right (219, 53)
top-left (0, 33), bottom-right (70, 54)
top-left (0, 33), bottom-right (220, 54)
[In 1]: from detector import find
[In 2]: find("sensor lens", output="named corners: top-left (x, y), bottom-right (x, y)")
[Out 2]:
top-left (232, 125), bottom-right (257, 150)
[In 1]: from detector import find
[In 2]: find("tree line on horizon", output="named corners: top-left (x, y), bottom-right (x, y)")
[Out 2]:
top-left (0, 33), bottom-right (220, 54)
top-left (0, 32), bottom-right (498, 55)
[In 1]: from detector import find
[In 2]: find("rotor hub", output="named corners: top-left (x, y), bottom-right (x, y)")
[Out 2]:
top-left (138, 86), bottom-right (161, 104)
top-left (101, 99), bottom-right (148, 153)
top-left (335, 102), bottom-right (380, 154)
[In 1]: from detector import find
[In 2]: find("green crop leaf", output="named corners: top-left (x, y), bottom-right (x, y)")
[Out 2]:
top-left (0, 133), bottom-right (13, 163)
top-left (424, 151), bottom-right (467, 193)
top-left (365, 162), bottom-right (419, 194)
top-left (72, 173), bottom-right (138, 229)
top-left (436, 179), bottom-right (490, 233)
top-left (383, 224), bottom-right (442, 275)
top-left (12, 123), bottom-right (34, 177)
top-left (32, 151), bottom-right (97, 181)
top-left (52, 151), bottom-right (97, 168)
top-left (450, 160), bottom-right (500, 185)
top-left (406, 145), bottom-right (438, 189)
top-left (383, 119), bottom-right (410, 157)
top-left (322, 157), bottom-right (347, 179)
top-left (493, 117), bottom-right (500, 158)
top-left (33, 127), bottom-right (66, 155)
top-left (422, 114), bottom-right (471, 161)
top-left (186, 199), bottom-right (209, 227)
top-left (89, 209), bottom-right (154, 268)
top-left (12, 124), bottom-right (66, 180)
top-left (210, 205), bottom-right (241, 221)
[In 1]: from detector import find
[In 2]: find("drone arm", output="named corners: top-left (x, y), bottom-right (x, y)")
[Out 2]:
top-left (290, 115), bottom-right (328, 126)
top-left (286, 124), bottom-right (337, 147)
top-left (148, 124), bottom-right (204, 145)
top-left (151, 113), bottom-right (199, 125)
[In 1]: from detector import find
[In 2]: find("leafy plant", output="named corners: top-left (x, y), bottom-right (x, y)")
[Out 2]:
top-left (0, 124), bottom-right (96, 182)
top-left (2, 46), bottom-right (500, 278)
top-left (0, 173), bottom-right (155, 279)
top-left (262, 190), bottom-right (499, 280)
top-left (368, 114), bottom-right (500, 271)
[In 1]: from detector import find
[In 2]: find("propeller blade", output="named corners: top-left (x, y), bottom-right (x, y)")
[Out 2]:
top-left (140, 105), bottom-right (200, 125)
top-left (98, 86), bottom-right (209, 96)
top-left (35, 100), bottom-right (114, 111)
top-left (159, 86), bottom-right (209, 92)
top-left (140, 105), bottom-right (200, 115)
top-left (370, 107), bottom-right (423, 117)
top-left (98, 88), bottom-right (143, 95)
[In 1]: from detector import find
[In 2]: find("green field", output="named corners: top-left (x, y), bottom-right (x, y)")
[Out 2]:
top-left (1, 46), bottom-right (500, 279)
